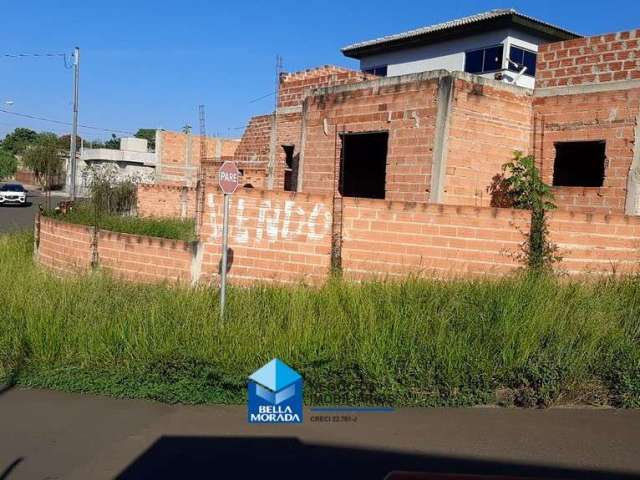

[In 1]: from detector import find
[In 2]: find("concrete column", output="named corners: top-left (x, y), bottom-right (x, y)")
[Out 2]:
top-left (429, 75), bottom-right (455, 204)
top-left (624, 111), bottom-right (640, 216)
top-left (154, 129), bottom-right (163, 182)
top-left (185, 131), bottom-right (193, 187)
top-left (266, 113), bottom-right (278, 190)
top-left (215, 138), bottom-right (222, 161)
top-left (297, 99), bottom-right (309, 192)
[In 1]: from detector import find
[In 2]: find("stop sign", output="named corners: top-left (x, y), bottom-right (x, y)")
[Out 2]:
top-left (218, 161), bottom-right (240, 194)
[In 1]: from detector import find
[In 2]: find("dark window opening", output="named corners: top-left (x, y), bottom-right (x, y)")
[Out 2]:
top-left (465, 45), bottom-right (504, 74)
top-left (339, 132), bottom-right (388, 199)
top-left (552, 141), bottom-right (606, 187)
top-left (283, 144), bottom-right (298, 191)
top-left (363, 65), bottom-right (387, 77)
top-left (508, 46), bottom-right (537, 76)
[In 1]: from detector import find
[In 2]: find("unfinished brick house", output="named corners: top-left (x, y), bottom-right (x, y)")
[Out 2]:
top-left (231, 28), bottom-right (640, 218)
top-left (130, 23), bottom-right (640, 284)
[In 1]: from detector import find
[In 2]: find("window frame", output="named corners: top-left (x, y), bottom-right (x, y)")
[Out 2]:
top-left (464, 44), bottom-right (505, 75)
top-left (552, 140), bottom-right (607, 188)
top-left (508, 45), bottom-right (537, 77)
top-left (362, 65), bottom-right (388, 77)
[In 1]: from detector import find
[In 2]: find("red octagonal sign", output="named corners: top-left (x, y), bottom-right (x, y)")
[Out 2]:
top-left (218, 161), bottom-right (240, 194)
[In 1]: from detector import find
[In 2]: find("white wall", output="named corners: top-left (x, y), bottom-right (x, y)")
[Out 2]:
top-left (358, 27), bottom-right (547, 88)
top-left (360, 29), bottom-right (512, 75)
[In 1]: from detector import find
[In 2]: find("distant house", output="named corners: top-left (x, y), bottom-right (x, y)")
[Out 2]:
top-left (341, 9), bottom-right (580, 88)
top-left (69, 137), bottom-right (156, 195)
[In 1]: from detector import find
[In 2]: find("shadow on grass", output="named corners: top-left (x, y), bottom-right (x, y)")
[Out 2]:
top-left (0, 348), bottom-right (26, 398)
top-left (116, 436), bottom-right (638, 480)
top-left (0, 457), bottom-right (23, 480)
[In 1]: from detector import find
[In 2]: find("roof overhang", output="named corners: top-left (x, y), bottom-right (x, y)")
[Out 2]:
top-left (342, 11), bottom-right (581, 59)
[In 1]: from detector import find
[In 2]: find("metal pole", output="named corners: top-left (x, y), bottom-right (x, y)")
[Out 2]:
top-left (69, 47), bottom-right (80, 200)
top-left (220, 193), bottom-right (230, 318)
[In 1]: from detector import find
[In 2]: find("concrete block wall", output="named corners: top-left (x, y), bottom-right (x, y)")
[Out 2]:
top-left (341, 198), bottom-right (529, 279)
top-left (536, 29), bottom-right (640, 88)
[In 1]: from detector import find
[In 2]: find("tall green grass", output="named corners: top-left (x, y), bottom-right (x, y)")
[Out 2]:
top-left (42, 203), bottom-right (196, 241)
top-left (1, 231), bottom-right (639, 407)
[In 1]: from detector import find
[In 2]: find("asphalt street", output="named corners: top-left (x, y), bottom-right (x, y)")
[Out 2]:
top-left (0, 388), bottom-right (639, 480)
top-left (0, 184), bottom-right (67, 234)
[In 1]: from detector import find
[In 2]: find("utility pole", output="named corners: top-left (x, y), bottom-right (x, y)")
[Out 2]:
top-left (266, 54), bottom-right (283, 190)
top-left (69, 47), bottom-right (80, 200)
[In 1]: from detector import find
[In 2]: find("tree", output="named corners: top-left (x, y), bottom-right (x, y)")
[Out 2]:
top-left (21, 137), bottom-right (65, 190)
top-left (57, 134), bottom-right (83, 152)
top-left (0, 150), bottom-right (17, 180)
top-left (0, 128), bottom-right (38, 155)
top-left (104, 134), bottom-right (120, 150)
top-left (134, 129), bottom-right (156, 150)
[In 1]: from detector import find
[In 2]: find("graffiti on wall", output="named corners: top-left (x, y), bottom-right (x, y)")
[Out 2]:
top-left (206, 193), bottom-right (331, 243)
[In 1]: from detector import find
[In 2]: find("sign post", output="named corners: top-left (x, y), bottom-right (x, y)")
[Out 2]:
top-left (218, 161), bottom-right (240, 318)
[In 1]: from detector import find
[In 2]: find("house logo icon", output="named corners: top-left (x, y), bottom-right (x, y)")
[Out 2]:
top-left (248, 359), bottom-right (303, 424)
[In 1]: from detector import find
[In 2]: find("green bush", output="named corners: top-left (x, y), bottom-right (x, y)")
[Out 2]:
top-left (1, 232), bottom-right (639, 407)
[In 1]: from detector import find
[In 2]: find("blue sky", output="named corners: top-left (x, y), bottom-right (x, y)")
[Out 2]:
top-left (0, 0), bottom-right (638, 141)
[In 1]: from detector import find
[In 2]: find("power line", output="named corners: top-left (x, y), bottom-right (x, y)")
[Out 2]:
top-left (0, 108), bottom-right (135, 135)
top-left (1, 52), bottom-right (67, 57)
top-left (1, 52), bottom-right (73, 69)
top-left (248, 91), bottom-right (275, 104)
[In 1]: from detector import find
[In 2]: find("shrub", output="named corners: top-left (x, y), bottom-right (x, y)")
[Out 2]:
top-left (85, 164), bottom-right (138, 215)
top-left (500, 151), bottom-right (559, 271)
top-left (21, 136), bottom-right (65, 189)
top-left (0, 149), bottom-right (17, 180)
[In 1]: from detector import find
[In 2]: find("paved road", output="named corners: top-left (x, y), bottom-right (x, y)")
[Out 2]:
top-left (0, 185), bottom-right (67, 234)
top-left (0, 388), bottom-right (638, 480)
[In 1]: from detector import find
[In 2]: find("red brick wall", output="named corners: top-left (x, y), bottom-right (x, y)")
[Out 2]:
top-left (278, 65), bottom-right (373, 108)
top-left (158, 131), bottom-right (239, 186)
top-left (537, 29), bottom-right (640, 88)
top-left (37, 216), bottom-right (194, 283)
top-left (341, 198), bottom-right (529, 279)
top-left (37, 197), bottom-right (640, 284)
top-left (549, 209), bottom-right (640, 274)
top-left (302, 76), bottom-right (439, 202)
top-left (446, 78), bottom-right (533, 206)
top-left (533, 87), bottom-right (640, 213)
top-left (37, 217), bottom-right (93, 275)
top-left (137, 184), bottom-right (196, 218)
top-left (97, 231), bottom-right (193, 283)
top-left (233, 114), bottom-right (272, 164)
top-left (14, 169), bottom-right (37, 186)
top-left (200, 188), bottom-right (332, 284)
top-left (273, 112), bottom-right (303, 190)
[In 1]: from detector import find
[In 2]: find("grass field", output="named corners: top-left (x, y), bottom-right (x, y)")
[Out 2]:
top-left (1, 230), bottom-right (639, 407)
top-left (42, 202), bottom-right (196, 241)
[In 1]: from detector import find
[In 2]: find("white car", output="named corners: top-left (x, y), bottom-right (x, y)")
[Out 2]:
top-left (0, 183), bottom-right (27, 206)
